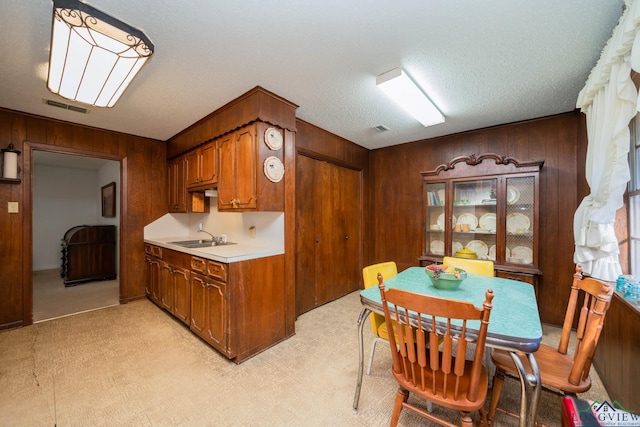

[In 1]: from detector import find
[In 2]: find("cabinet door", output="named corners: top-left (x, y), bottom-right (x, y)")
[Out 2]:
top-left (185, 149), bottom-right (201, 188)
top-left (504, 176), bottom-right (536, 267)
top-left (168, 157), bottom-right (187, 213)
top-left (205, 278), bottom-right (227, 351)
top-left (198, 142), bottom-right (217, 187)
top-left (190, 274), bottom-right (207, 337)
top-left (234, 126), bottom-right (257, 209)
top-left (145, 256), bottom-right (160, 299)
top-left (159, 261), bottom-right (173, 311)
top-left (217, 126), bottom-right (257, 210)
top-left (172, 266), bottom-right (191, 324)
top-left (217, 133), bottom-right (235, 209)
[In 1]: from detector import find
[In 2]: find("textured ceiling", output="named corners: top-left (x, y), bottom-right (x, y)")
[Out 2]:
top-left (0, 1), bottom-right (626, 150)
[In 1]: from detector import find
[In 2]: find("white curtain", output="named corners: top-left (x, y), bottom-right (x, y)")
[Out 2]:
top-left (574, 0), bottom-right (640, 281)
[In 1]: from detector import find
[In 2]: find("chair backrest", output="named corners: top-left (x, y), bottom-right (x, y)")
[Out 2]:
top-left (378, 273), bottom-right (494, 403)
top-left (363, 262), bottom-right (398, 335)
top-left (558, 265), bottom-right (613, 386)
top-left (443, 256), bottom-right (495, 276)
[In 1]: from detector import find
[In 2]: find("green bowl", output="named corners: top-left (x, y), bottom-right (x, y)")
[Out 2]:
top-left (425, 267), bottom-right (467, 290)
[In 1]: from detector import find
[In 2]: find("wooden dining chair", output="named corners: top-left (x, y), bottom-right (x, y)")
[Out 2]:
top-left (443, 256), bottom-right (495, 277)
top-left (378, 273), bottom-right (494, 427)
top-left (362, 261), bottom-right (398, 375)
top-left (487, 264), bottom-right (613, 425)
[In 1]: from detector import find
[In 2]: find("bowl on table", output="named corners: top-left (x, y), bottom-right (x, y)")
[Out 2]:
top-left (425, 265), bottom-right (467, 290)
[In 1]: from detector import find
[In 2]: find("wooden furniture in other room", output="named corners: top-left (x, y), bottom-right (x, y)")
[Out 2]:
top-left (60, 225), bottom-right (116, 286)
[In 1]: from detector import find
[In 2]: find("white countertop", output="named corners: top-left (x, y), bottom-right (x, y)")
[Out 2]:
top-left (144, 236), bottom-right (284, 263)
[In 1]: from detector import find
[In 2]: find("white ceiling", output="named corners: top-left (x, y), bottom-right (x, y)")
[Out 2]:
top-left (0, 1), bottom-right (626, 151)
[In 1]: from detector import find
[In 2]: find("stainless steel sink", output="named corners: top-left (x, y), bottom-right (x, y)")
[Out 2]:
top-left (169, 240), bottom-right (236, 248)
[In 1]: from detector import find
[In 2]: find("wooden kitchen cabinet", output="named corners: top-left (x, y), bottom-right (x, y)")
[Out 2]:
top-left (168, 154), bottom-right (209, 213)
top-left (217, 122), bottom-right (284, 212)
top-left (419, 154), bottom-right (544, 294)
top-left (145, 244), bottom-right (191, 325)
top-left (190, 257), bottom-right (228, 354)
top-left (186, 141), bottom-right (217, 190)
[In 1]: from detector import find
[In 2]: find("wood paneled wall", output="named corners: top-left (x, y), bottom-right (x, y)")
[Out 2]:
top-left (0, 108), bottom-right (167, 329)
top-left (368, 112), bottom-right (585, 325)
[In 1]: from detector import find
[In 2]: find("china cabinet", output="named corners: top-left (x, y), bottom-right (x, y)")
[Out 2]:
top-left (420, 154), bottom-right (544, 294)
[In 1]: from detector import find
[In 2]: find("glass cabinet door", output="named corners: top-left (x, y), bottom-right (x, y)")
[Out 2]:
top-left (452, 179), bottom-right (497, 260)
top-left (425, 182), bottom-right (446, 256)
top-left (505, 176), bottom-right (535, 266)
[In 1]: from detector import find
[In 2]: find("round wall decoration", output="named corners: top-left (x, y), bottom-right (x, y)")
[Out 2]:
top-left (263, 156), bottom-right (285, 182)
top-left (264, 127), bottom-right (283, 150)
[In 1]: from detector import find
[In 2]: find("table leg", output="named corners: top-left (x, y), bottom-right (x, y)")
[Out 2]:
top-left (526, 353), bottom-right (541, 427)
top-left (509, 351), bottom-right (530, 427)
top-left (352, 307), bottom-right (370, 414)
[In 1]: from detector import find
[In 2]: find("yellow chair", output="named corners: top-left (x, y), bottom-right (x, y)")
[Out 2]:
top-left (362, 261), bottom-right (398, 375)
top-left (443, 256), bottom-right (494, 276)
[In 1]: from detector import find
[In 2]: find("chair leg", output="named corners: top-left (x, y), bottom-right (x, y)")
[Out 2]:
top-left (488, 368), bottom-right (506, 424)
top-left (390, 387), bottom-right (408, 427)
top-left (460, 411), bottom-right (473, 427)
top-left (367, 337), bottom-right (385, 375)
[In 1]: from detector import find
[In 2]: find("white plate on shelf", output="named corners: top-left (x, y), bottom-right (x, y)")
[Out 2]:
top-left (478, 213), bottom-right (496, 232)
top-left (436, 213), bottom-right (456, 230)
top-left (507, 213), bottom-right (530, 233)
top-left (452, 241), bottom-right (463, 254)
top-left (466, 240), bottom-right (489, 258)
top-left (507, 187), bottom-right (521, 205)
top-left (430, 240), bottom-right (444, 255)
top-left (510, 246), bottom-right (533, 264)
top-left (488, 245), bottom-right (496, 261)
top-left (457, 213), bottom-right (478, 230)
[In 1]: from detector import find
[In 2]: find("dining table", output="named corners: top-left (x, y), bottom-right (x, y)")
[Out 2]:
top-left (353, 266), bottom-right (543, 427)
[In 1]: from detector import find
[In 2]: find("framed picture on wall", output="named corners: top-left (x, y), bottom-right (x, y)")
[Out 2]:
top-left (101, 182), bottom-right (116, 218)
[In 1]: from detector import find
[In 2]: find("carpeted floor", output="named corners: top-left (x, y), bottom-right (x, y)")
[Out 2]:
top-left (1, 290), bottom-right (608, 426)
top-left (32, 269), bottom-right (120, 322)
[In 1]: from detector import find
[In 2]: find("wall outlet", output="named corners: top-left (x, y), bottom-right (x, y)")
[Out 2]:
top-left (249, 226), bottom-right (256, 238)
top-left (198, 222), bottom-right (203, 231)
top-left (7, 201), bottom-right (18, 213)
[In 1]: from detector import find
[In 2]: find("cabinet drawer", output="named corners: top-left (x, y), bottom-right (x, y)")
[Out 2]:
top-left (191, 256), bottom-right (207, 274)
top-left (145, 244), bottom-right (162, 258)
top-left (207, 261), bottom-right (227, 282)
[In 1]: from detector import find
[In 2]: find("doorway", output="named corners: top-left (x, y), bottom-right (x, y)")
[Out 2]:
top-left (31, 150), bottom-right (120, 322)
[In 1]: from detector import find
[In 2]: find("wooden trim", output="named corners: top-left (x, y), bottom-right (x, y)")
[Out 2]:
top-left (421, 153), bottom-right (545, 177)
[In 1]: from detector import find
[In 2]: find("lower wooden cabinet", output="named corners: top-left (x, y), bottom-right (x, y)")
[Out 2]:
top-left (145, 244), bottom-right (191, 325)
top-left (145, 244), bottom-right (288, 363)
top-left (190, 272), bottom-right (227, 354)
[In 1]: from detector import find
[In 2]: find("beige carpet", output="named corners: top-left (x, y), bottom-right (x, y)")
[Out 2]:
top-left (33, 269), bottom-right (120, 322)
top-left (1, 290), bottom-right (608, 426)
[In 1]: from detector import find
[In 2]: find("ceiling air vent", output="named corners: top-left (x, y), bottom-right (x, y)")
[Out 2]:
top-left (44, 99), bottom-right (89, 114)
top-left (374, 124), bottom-right (390, 132)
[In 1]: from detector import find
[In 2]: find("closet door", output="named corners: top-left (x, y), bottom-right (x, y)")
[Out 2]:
top-left (295, 154), bottom-right (362, 315)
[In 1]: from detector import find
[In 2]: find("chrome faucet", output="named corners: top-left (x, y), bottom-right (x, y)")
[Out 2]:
top-left (197, 229), bottom-right (215, 242)
top-left (197, 229), bottom-right (226, 244)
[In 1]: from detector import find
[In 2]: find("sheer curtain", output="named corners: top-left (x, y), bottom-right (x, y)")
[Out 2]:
top-left (575, 0), bottom-right (640, 281)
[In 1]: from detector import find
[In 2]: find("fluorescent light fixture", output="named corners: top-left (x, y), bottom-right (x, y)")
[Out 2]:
top-left (47, 0), bottom-right (154, 108)
top-left (376, 68), bottom-right (444, 127)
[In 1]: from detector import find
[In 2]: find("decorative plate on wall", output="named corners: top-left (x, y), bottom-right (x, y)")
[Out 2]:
top-left (263, 156), bottom-right (284, 182)
top-left (264, 127), bottom-right (283, 150)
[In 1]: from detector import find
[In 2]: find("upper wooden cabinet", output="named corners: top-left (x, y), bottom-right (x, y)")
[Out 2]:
top-left (420, 154), bottom-right (544, 290)
top-left (168, 154), bottom-right (209, 213)
top-left (217, 122), bottom-right (284, 212)
top-left (186, 141), bottom-right (217, 191)
top-left (168, 156), bottom-right (187, 213)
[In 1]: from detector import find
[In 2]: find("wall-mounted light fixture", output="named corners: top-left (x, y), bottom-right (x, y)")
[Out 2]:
top-left (376, 68), bottom-right (444, 127)
top-left (47, 0), bottom-right (154, 108)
